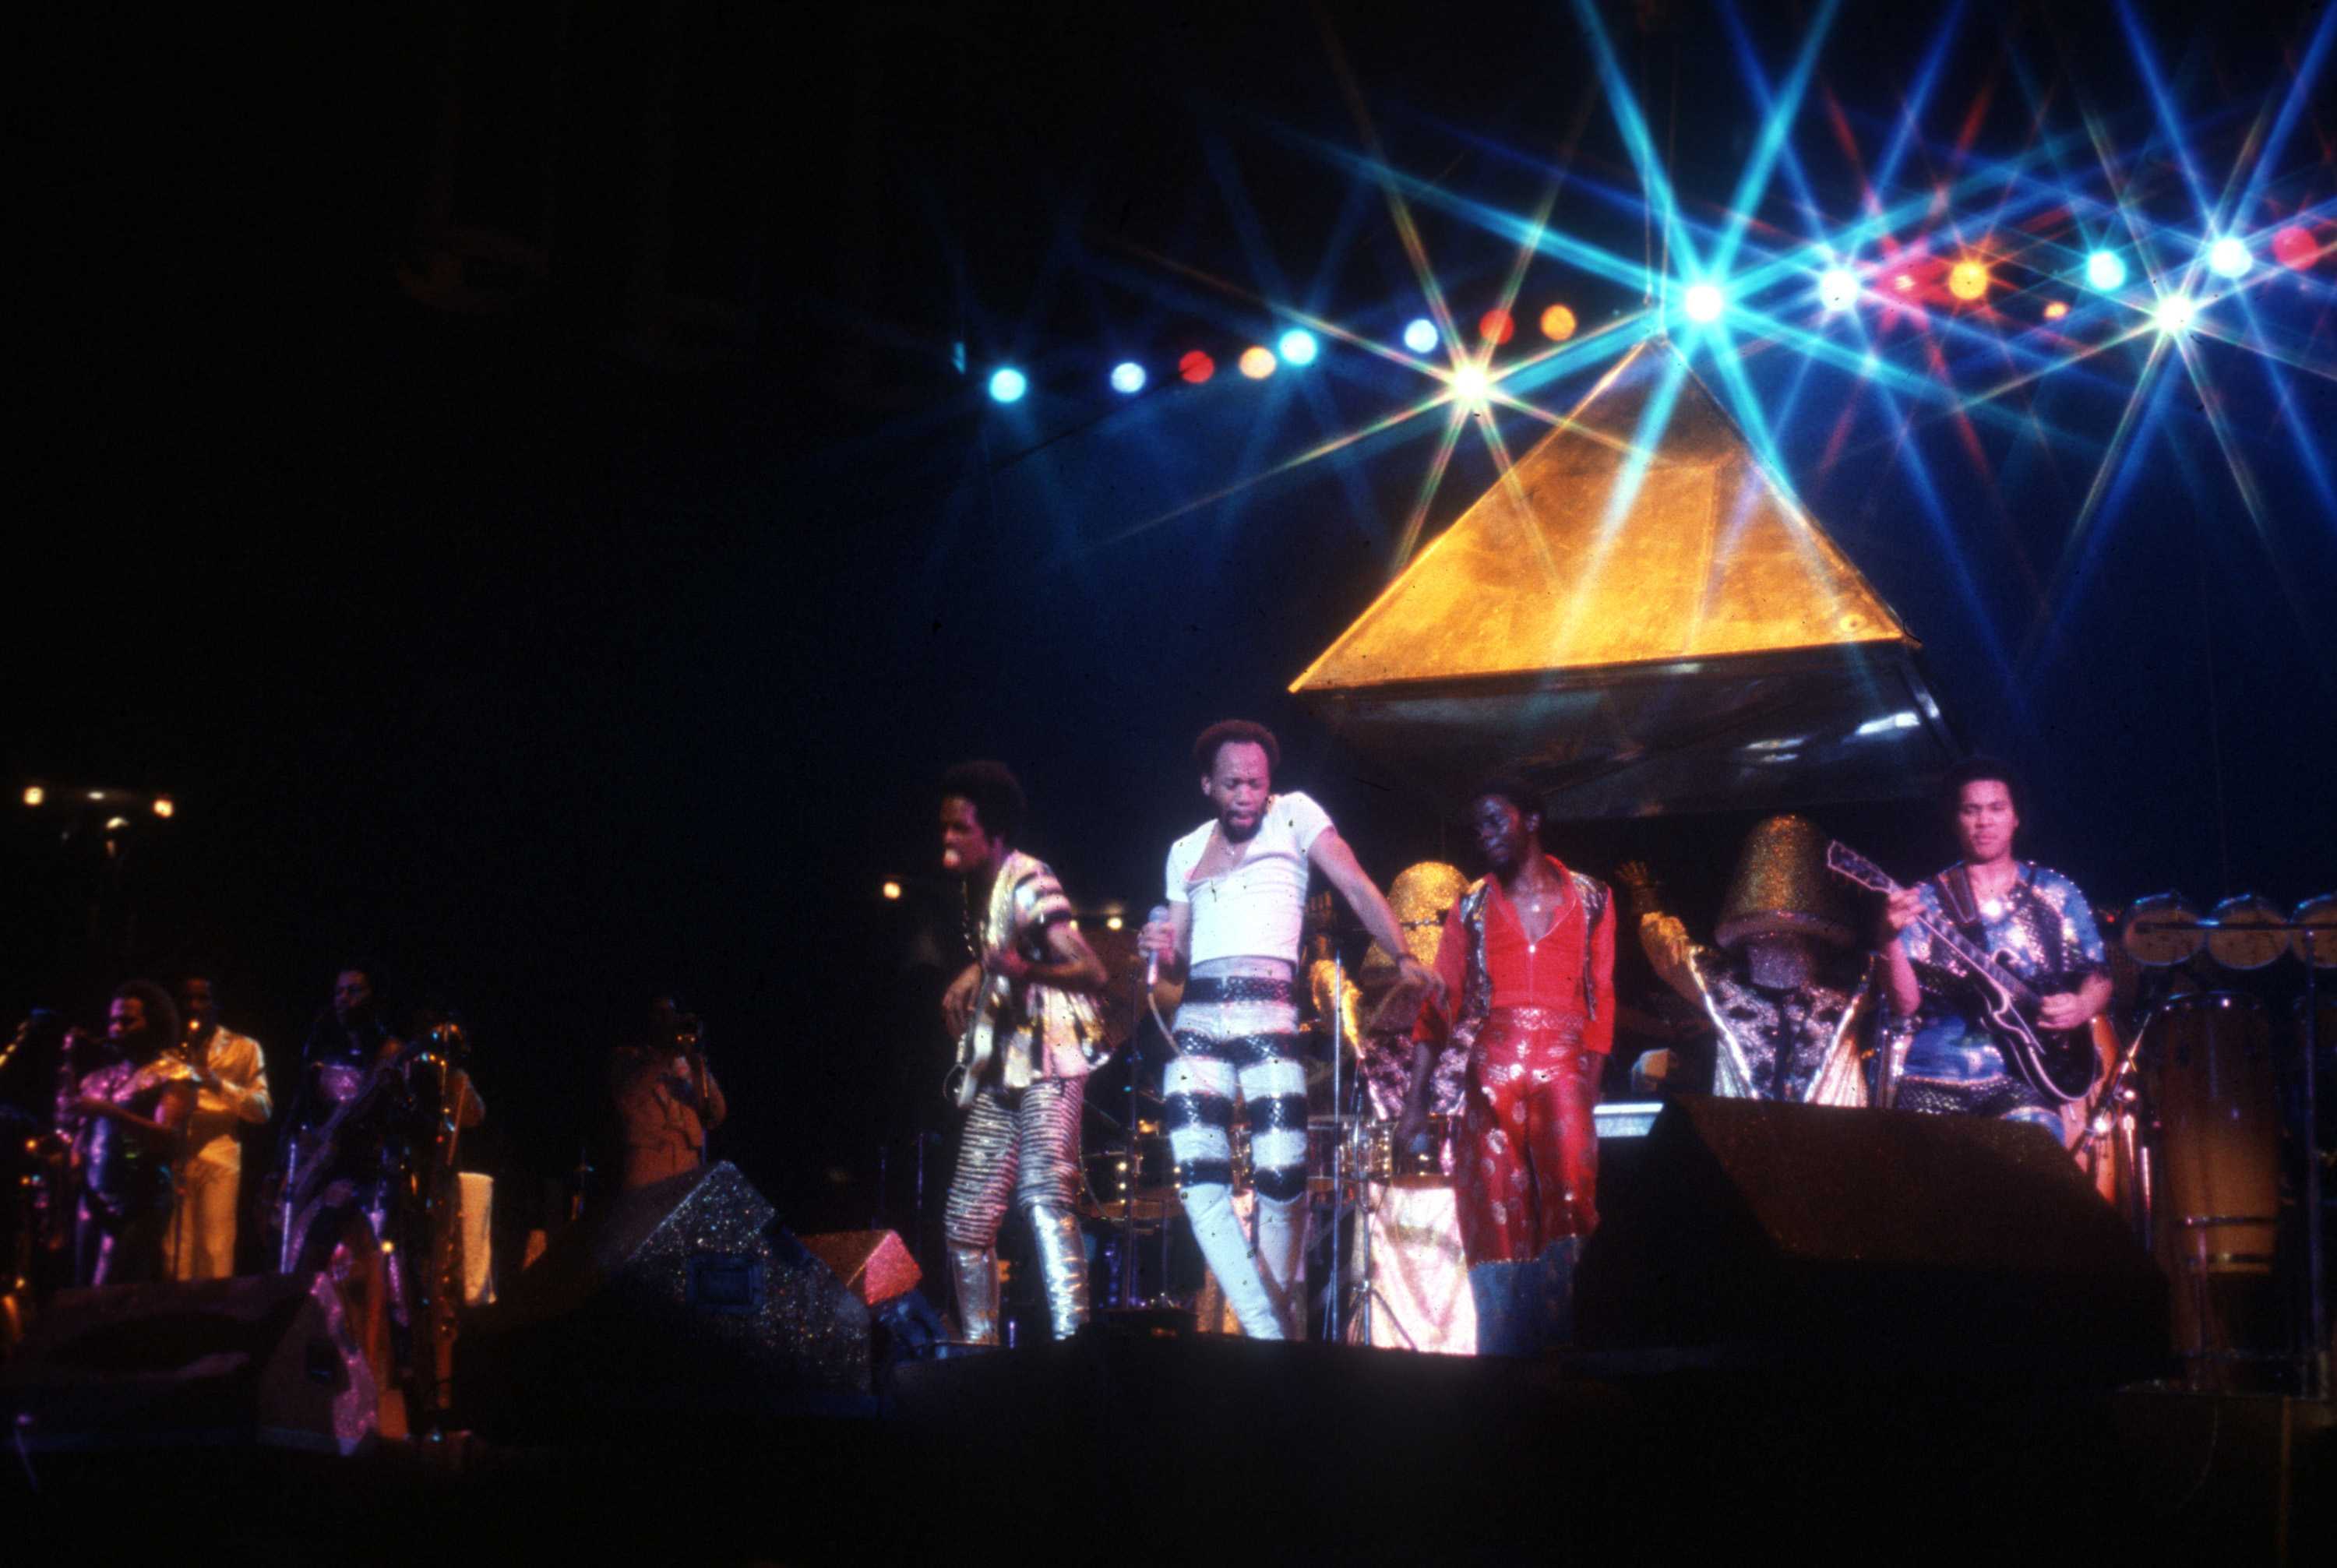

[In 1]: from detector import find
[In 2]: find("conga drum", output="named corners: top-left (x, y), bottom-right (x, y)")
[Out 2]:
top-left (2148, 992), bottom-right (2282, 1387)
top-left (2152, 992), bottom-right (2279, 1274)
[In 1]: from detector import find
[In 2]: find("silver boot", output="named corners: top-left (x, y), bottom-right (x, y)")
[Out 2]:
top-left (948, 1242), bottom-right (1001, 1346)
top-left (1025, 1204), bottom-right (1091, 1341)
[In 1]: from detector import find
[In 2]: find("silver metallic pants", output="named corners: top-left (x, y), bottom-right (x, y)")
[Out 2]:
top-left (943, 1076), bottom-right (1088, 1342)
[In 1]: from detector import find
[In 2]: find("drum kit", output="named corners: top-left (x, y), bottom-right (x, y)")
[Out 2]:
top-left (2106, 893), bottom-right (2332, 1394)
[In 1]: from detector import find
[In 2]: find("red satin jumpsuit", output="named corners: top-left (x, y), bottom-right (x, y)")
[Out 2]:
top-left (1415, 861), bottom-right (1615, 1265)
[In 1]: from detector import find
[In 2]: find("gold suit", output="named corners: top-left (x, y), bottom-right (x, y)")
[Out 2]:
top-left (163, 1027), bottom-right (273, 1280)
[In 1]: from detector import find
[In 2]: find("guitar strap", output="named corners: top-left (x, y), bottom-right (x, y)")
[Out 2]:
top-left (1937, 865), bottom-right (1990, 953)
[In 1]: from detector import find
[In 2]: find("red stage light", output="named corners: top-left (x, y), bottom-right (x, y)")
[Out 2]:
top-left (1478, 308), bottom-right (1515, 345)
top-left (1178, 350), bottom-right (1215, 384)
top-left (2273, 225), bottom-right (2318, 271)
top-left (1539, 304), bottom-right (1577, 341)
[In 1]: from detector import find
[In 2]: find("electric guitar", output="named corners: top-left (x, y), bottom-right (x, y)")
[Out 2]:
top-left (944, 956), bottom-right (1017, 1110)
top-left (1826, 840), bottom-right (2104, 1104)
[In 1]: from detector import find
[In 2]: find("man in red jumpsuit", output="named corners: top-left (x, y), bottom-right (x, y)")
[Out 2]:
top-left (1398, 776), bottom-right (1613, 1354)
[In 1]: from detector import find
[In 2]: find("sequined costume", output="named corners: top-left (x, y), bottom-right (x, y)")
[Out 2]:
top-left (1163, 793), bottom-right (1335, 1341)
top-left (1417, 859), bottom-right (1613, 1353)
top-left (277, 1016), bottom-right (406, 1277)
top-left (62, 1057), bottom-right (196, 1286)
top-left (1896, 862), bottom-right (2106, 1133)
top-left (162, 1024), bottom-right (271, 1281)
top-left (274, 1015), bottom-right (479, 1430)
top-left (1631, 816), bottom-right (1876, 1108)
top-left (943, 849), bottom-right (1105, 1344)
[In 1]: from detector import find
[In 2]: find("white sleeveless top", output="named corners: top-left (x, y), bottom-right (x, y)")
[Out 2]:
top-left (1165, 791), bottom-right (1333, 967)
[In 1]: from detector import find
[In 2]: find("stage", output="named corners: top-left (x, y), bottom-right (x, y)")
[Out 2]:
top-left (9, 1330), bottom-right (2330, 1565)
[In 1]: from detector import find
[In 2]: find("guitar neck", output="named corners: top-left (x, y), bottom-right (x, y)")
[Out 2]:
top-left (1830, 843), bottom-right (2037, 1007)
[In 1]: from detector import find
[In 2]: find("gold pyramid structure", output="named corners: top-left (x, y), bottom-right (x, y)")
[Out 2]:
top-left (1292, 341), bottom-right (1954, 818)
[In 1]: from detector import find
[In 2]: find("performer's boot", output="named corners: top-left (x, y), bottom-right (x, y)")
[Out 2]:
top-left (1179, 1183), bottom-right (1286, 1339)
top-left (1467, 1260), bottom-right (1535, 1357)
top-left (1253, 1191), bottom-right (1308, 1338)
top-left (1025, 1203), bottom-right (1090, 1341)
top-left (1535, 1235), bottom-right (1582, 1348)
top-left (948, 1242), bottom-right (1001, 1346)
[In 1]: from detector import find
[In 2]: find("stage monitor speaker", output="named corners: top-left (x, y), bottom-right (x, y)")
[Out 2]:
top-left (456, 1161), bottom-right (869, 1438)
top-left (0, 1272), bottom-right (376, 1454)
top-left (1574, 1098), bottom-right (2170, 1383)
top-left (799, 1229), bottom-right (922, 1306)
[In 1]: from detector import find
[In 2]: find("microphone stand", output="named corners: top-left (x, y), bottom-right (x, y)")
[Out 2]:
top-left (1119, 968), bottom-right (1148, 1311)
top-left (1337, 949), bottom-right (1355, 1346)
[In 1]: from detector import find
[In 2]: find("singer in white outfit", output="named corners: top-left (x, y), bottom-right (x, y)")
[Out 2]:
top-left (1138, 720), bottom-right (1442, 1339)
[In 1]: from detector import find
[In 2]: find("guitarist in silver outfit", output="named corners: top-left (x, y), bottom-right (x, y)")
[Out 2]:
top-left (936, 761), bottom-right (1109, 1345)
top-left (1878, 759), bottom-right (2112, 1131)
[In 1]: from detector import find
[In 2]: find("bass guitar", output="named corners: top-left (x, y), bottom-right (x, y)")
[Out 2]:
top-left (1825, 840), bottom-right (2104, 1104)
top-left (944, 957), bottom-right (1017, 1110)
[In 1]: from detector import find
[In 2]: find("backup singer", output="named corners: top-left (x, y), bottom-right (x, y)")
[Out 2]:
top-left (1616, 816), bottom-right (1877, 1108)
top-left (1398, 777), bottom-right (1613, 1355)
top-left (938, 761), bottom-right (1109, 1344)
top-left (163, 974), bottom-right (273, 1280)
top-left (1138, 721), bottom-right (1440, 1340)
top-left (1879, 759), bottom-right (2110, 1132)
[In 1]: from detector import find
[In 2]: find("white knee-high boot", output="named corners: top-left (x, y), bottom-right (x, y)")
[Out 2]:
top-left (1180, 1182), bottom-right (1285, 1339)
top-left (1253, 1193), bottom-right (1308, 1337)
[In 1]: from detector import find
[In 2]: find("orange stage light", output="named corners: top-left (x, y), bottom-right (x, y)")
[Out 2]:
top-left (1238, 346), bottom-right (1277, 379)
top-left (1539, 304), bottom-right (1577, 341)
top-left (1948, 259), bottom-right (1990, 301)
top-left (21, 786), bottom-right (42, 808)
top-left (152, 796), bottom-right (175, 818)
top-left (2043, 301), bottom-right (2068, 320)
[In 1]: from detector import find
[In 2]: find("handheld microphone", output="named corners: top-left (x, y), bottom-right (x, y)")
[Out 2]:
top-left (1144, 905), bottom-right (1171, 988)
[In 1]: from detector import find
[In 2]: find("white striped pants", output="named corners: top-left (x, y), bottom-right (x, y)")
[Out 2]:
top-left (1164, 994), bottom-right (1309, 1339)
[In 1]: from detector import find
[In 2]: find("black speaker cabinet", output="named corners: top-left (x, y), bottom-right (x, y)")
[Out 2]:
top-left (0, 1272), bottom-right (376, 1453)
top-left (456, 1161), bottom-right (869, 1437)
top-left (1574, 1098), bottom-right (2170, 1383)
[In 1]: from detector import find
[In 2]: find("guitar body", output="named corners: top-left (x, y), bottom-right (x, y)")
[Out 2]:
top-left (948, 969), bottom-right (1015, 1109)
top-left (1964, 961), bottom-right (2102, 1101)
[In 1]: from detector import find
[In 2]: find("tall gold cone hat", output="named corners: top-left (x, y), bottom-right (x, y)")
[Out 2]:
top-left (1361, 862), bottom-right (1471, 976)
top-left (1713, 814), bottom-right (1855, 951)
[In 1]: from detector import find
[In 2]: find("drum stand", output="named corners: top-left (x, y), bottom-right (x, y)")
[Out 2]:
top-left (2073, 1013), bottom-right (2155, 1251)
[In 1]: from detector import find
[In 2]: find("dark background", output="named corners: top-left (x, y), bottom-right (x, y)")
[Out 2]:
top-left (8, 1), bottom-right (2333, 1234)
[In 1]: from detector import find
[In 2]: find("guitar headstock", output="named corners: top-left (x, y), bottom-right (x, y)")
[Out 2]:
top-left (1824, 840), bottom-right (1895, 895)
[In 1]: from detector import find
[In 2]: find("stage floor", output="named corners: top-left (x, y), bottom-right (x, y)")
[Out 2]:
top-left (8, 1331), bottom-right (2332, 1565)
